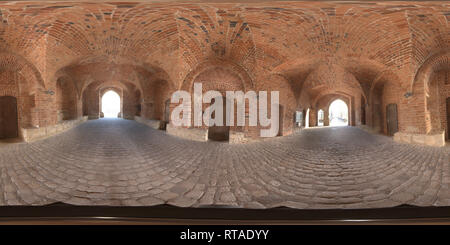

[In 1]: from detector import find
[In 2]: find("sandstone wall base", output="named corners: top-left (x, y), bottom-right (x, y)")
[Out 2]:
top-left (21, 116), bottom-right (88, 142)
top-left (394, 131), bottom-right (445, 147)
top-left (166, 124), bottom-right (208, 142)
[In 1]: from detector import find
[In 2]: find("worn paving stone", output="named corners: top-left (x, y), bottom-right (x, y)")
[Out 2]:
top-left (0, 119), bottom-right (449, 209)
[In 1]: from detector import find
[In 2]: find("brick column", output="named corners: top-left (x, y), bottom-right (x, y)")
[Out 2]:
top-left (324, 108), bottom-right (330, 126)
top-left (309, 108), bottom-right (317, 127)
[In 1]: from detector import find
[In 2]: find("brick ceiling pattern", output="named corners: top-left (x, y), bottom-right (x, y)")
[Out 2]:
top-left (0, 1), bottom-right (448, 95)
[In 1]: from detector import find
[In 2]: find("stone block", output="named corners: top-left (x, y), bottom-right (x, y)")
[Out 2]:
top-left (21, 117), bottom-right (88, 142)
top-left (394, 132), bottom-right (445, 147)
top-left (166, 124), bottom-right (208, 142)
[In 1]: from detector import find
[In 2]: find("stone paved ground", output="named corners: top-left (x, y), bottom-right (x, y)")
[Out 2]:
top-left (0, 119), bottom-right (449, 209)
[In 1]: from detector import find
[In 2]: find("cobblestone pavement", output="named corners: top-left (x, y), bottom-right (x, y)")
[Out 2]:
top-left (0, 119), bottom-right (449, 209)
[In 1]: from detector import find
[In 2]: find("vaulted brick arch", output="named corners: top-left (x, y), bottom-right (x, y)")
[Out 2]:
top-left (0, 52), bottom-right (45, 92)
top-left (136, 65), bottom-right (176, 122)
top-left (411, 51), bottom-right (450, 137)
top-left (170, 59), bottom-right (255, 141)
top-left (44, 4), bottom-right (180, 83)
top-left (59, 63), bottom-right (143, 96)
top-left (259, 74), bottom-right (297, 136)
top-left (243, 4), bottom-right (413, 77)
top-left (0, 52), bottom-right (45, 134)
top-left (271, 59), bottom-right (322, 102)
top-left (82, 80), bottom-right (141, 120)
top-left (0, 1), bottom-right (448, 145)
top-left (180, 59), bottom-right (254, 92)
top-left (175, 5), bottom-right (257, 75)
top-left (270, 58), bottom-right (391, 131)
top-left (57, 58), bottom-right (174, 123)
top-left (315, 93), bottom-right (353, 127)
top-left (367, 70), bottom-right (402, 135)
top-left (411, 51), bottom-right (450, 93)
top-left (188, 63), bottom-right (247, 135)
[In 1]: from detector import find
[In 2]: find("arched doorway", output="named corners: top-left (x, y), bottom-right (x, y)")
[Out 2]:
top-left (0, 96), bottom-right (19, 139)
top-left (305, 108), bottom-right (310, 128)
top-left (329, 99), bottom-right (348, 126)
top-left (185, 64), bottom-right (248, 142)
top-left (318, 109), bottom-right (324, 126)
top-left (101, 90), bottom-right (121, 118)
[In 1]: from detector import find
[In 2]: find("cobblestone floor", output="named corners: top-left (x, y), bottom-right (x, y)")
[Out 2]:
top-left (0, 118), bottom-right (449, 209)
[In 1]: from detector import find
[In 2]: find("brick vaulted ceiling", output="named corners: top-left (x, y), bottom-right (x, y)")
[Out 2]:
top-left (0, 1), bottom-right (449, 95)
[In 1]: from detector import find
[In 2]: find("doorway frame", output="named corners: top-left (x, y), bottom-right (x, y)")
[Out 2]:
top-left (0, 96), bottom-right (19, 140)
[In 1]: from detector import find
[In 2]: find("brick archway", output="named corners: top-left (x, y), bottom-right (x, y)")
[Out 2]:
top-left (180, 60), bottom-right (254, 93)
top-left (411, 52), bottom-right (450, 135)
top-left (0, 53), bottom-right (43, 135)
top-left (367, 71), bottom-right (401, 135)
top-left (315, 93), bottom-right (352, 127)
top-left (175, 60), bottom-right (254, 140)
top-left (191, 65), bottom-right (246, 137)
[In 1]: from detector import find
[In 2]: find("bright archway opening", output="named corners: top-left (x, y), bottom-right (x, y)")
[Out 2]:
top-left (102, 91), bottom-right (121, 118)
top-left (318, 109), bottom-right (324, 126)
top-left (329, 99), bottom-right (348, 126)
top-left (305, 108), bottom-right (310, 128)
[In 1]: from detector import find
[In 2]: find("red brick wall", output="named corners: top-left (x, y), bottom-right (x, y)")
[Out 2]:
top-left (0, 1), bottom-right (449, 139)
top-left (430, 70), bottom-right (450, 138)
top-left (56, 77), bottom-right (78, 121)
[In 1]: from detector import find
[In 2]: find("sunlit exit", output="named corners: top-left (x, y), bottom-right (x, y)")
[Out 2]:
top-left (329, 99), bottom-right (348, 126)
top-left (102, 91), bottom-right (121, 118)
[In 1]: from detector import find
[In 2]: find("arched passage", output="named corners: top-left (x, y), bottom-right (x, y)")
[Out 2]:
top-left (0, 53), bottom-right (42, 133)
top-left (318, 109), bottom-right (324, 126)
top-left (101, 90), bottom-right (121, 118)
top-left (305, 108), bottom-right (310, 128)
top-left (329, 99), bottom-right (349, 126)
top-left (180, 62), bottom-right (251, 141)
top-left (427, 70), bottom-right (450, 140)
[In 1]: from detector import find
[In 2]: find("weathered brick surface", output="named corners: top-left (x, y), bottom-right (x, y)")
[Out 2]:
top-left (0, 1), bottom-right (448, 142)
top-left (0, 1), bottom-right (450, 207)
